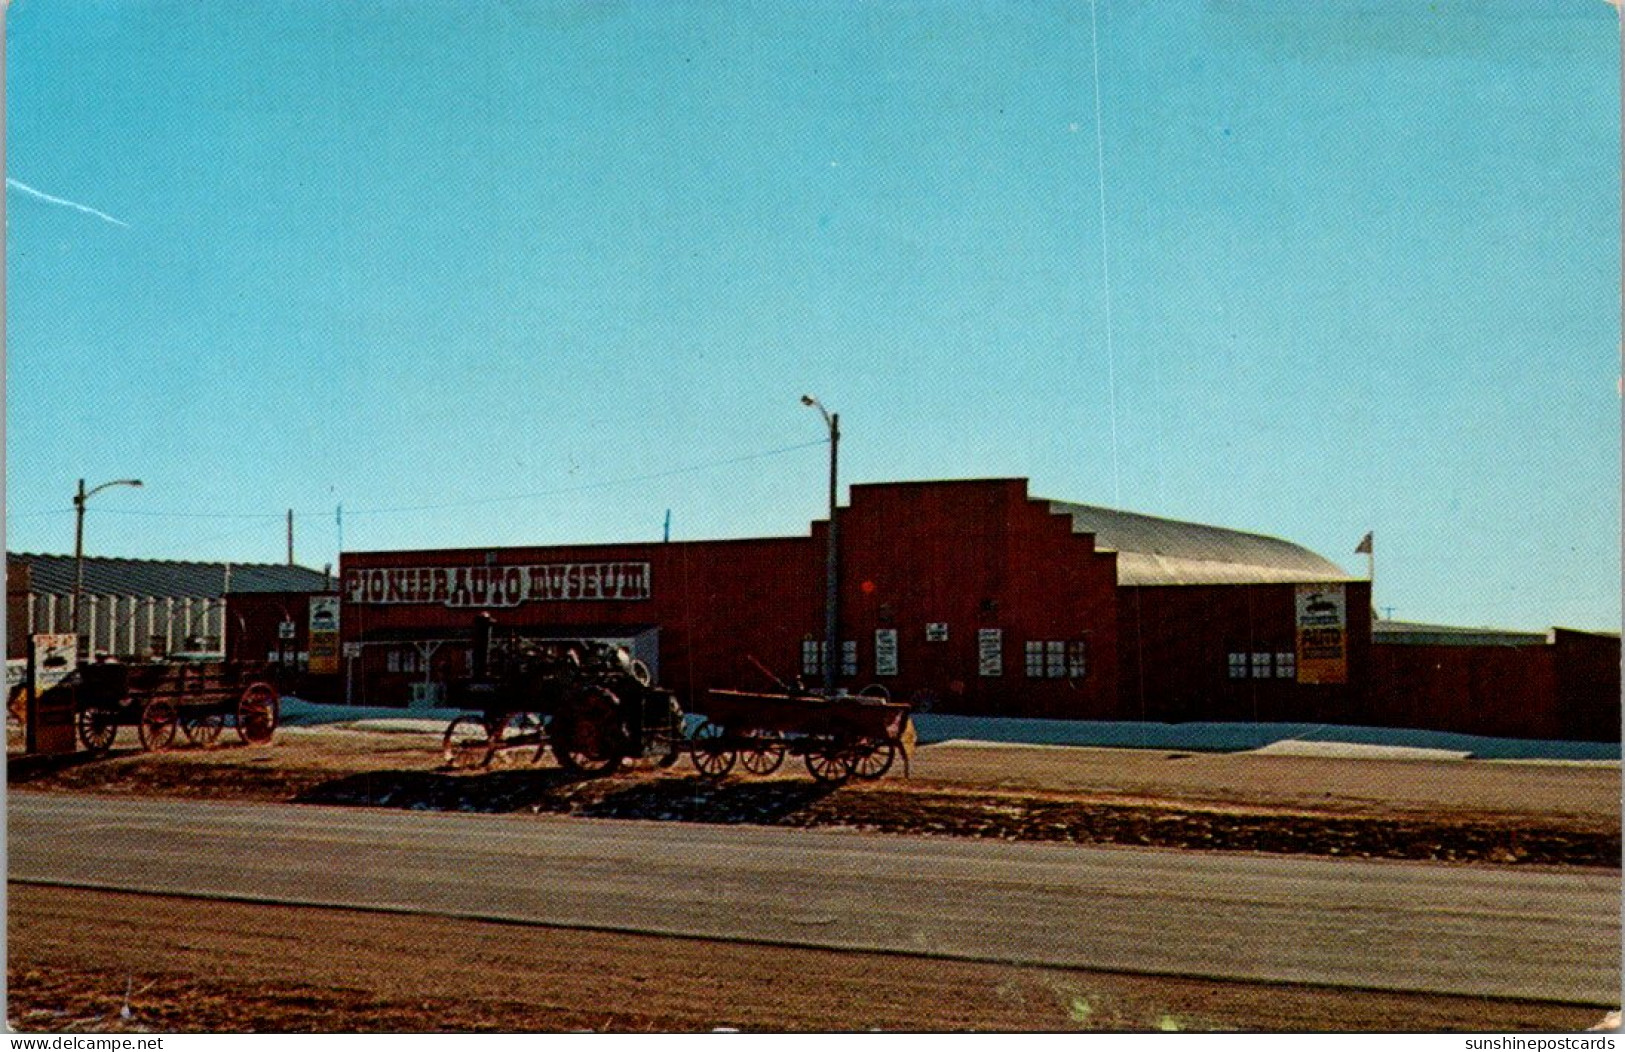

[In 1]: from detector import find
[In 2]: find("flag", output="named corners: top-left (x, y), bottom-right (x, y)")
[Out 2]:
top-left (1354, 532), bottom-right (1373, 555)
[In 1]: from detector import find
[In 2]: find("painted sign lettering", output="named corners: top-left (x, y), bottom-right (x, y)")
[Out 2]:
top-left (343, 562), bottom-right (652, 607)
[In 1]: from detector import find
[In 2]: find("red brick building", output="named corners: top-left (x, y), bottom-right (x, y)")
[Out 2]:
top-left (337, 479), bottom-right (1372, 722)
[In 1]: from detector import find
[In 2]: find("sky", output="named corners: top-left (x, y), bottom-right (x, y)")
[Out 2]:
top-left (4, 0), bottom-right (1620, 633)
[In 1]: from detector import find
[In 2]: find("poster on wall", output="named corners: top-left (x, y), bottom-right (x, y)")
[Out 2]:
top-left (309, 596), bottom-right (340, 675)
top-left (925, 622), bottom-right (948, 642)
top-left (978, 628), bottom-right (1002, 677)
top-left (874, 629), bottom-right (898, 676)
top-left (27, 633), bottom-right (79, 755)
top-left (1295, 584), bottom-right (1348, 684)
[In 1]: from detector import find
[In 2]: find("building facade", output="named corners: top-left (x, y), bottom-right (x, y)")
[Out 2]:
top-left (337, 479), bottom-right (1373, 723)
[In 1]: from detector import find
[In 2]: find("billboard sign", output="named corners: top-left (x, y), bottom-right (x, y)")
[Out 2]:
top-left (309, 596), bottom-right (340, 675)
top-left (28, 633), bottom-right (79, 754)
top-left (1295, 585), bottom-right (1348, 685)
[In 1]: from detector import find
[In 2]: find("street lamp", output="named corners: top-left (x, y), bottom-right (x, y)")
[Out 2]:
top-left (801, 395), bottom-right (839, 696)
top-left (73, 477), bottom-right (143, 651)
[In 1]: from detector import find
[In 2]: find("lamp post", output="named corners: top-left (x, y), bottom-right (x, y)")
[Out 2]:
top-left (72, 477), bottom-right (143, 652)
top-left (801, 395), bottom-right (839, 696)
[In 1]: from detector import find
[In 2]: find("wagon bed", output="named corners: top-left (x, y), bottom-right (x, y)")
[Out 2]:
top-left (690, 688), bottom-right (912, 782)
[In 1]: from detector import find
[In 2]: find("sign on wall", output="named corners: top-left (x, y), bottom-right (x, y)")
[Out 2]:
top-left (28, 633), bottom-right (79, 755)
top-left (874, 629), bottom-right (898, 677)
top-left (925, 622), bottom-right (948, 642)
top-left (344, 562), bottom-right (652, 608)
top-left (308, 596), bottom-right (341, 675)
top-left (978, 628), bottom-right (1003, 677)
top-left (1295, 584), bottom-right (1348, 685)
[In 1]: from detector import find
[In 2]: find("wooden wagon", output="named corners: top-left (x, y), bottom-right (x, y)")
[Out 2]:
top-left (688, 688), bottom-right (912, 783)
top-left (73, 659), bottom-right (280, 754)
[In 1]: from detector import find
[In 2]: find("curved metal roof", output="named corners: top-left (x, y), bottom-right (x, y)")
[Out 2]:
top-left (8, 553), bottom-right (332, 598)
top-left (1043, 501), bottom-right (1352, 586)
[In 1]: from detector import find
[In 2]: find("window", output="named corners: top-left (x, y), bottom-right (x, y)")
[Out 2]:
top-left (802, 640), bottom-right (856, 678)
top-left (1251, 652), bottom-right (1272, 679)
top-left (1275, 651), bottom-right (1296, 679)
top-left (1029, 640), bottom-right (1089, 679)
top-left (802, 640), bottom-right (823, 678)
top-left (1066, 639), bottom-right (1088, 679)
top-left (1228, 653), bottom-right (1248, 680)
top-left (1046, 641), bottom-right (1066, 679)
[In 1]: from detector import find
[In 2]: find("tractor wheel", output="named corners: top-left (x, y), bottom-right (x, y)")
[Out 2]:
top-left (442, 714), bottom-right (495, 769)
top-left (552, 687), bottom-right (627, 776)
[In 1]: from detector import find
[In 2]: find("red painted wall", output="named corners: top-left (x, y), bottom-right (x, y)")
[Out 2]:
top-left (1117, 582), bottom-right (1373, 725)
top-left (338, 480), bottom-right (1121, 717)
top-left (1366, 629), bottom-right (1619, 742)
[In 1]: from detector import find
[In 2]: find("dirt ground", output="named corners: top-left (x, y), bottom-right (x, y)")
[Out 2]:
top-left (6, 884), bottom-right (1607, 1033)
top-left (8, 724), bottom-right (1621, 1032)
top-left (8, 724), bottom-right (1620, 866)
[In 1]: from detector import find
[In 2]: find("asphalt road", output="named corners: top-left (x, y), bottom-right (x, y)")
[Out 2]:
top-left (9, 792), bottom-right (1619, 1005)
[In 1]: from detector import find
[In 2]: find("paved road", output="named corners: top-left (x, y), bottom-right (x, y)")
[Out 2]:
top-left (9, 792), bottom-right (1618, 1005)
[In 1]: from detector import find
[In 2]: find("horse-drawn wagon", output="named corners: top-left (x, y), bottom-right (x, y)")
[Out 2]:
top-left (73, 658), bottom-right (280, 753)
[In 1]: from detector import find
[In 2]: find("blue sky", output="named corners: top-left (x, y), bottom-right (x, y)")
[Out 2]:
top-left (5, 0), bottom-right (1620, 632)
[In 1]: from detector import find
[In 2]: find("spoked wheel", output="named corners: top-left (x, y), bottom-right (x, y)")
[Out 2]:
top-left (858, 683), bottom-right (891, 701)
top-left (77, 707), bottom-right (117, 754)
top-left (138, 699), bottom-right (180, 752)
top-left (442, 714), bottom-right (495, 769)
top-left (739, 732), bottom-right (787, 776)
top-left (552, 687), bottom-right (627, 776)
top-left (236, 682), bottom-right (280, 745)
top-left (688, 720), bottom-right (737, 778)
top-left (804, 742), bottom-right (853, 784)
top-left (492, 711), bottom-right (548, 765)
top-left (182, 713), bottom-right (225, 748)
top-left (849, 739), bottom-right (897, 780)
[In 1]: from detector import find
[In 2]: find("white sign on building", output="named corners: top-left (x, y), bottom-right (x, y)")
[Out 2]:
top-left (874, 629), bottom-right (898, 677)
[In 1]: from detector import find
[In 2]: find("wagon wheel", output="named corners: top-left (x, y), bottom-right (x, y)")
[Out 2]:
top-left (739, 731), bottom-right (786, 776)
top-left (77, 706), bottom-right (117, 754)
top-left (138, 699), bottom-right (180, 752)
top-left (182, 713), bottom-right (225, 747)
top-left (849, 739), bottom-right (897, 780)
top-left (804, 740), bottom-right (853, 783)
top-left (492, 711), bottom-right (548, 765)
top-left (688, 720), bottom-right (737, 778)
top-left (552, 687), bottom-right (627, 776)
top-left (442, 714), bottom-right (496, 769)
top-left (235, 682), bottom-right (279, 745)
top-left (858, 683), bottom-right (891, 702)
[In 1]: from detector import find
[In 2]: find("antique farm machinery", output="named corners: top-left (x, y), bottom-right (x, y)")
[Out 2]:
top-left (687, 685), bottom-right (912, 783)
top-left (440, 615), bottom-right (685, 774)
top-left (72, 658), bottom-right (281, 753)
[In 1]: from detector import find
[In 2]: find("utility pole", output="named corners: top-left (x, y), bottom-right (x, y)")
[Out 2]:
top-left (802, 395), bottom-right (840, 696)
top-left (287, 509), bottom-right (294, 566)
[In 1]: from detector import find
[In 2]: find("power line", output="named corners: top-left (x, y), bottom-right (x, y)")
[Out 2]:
top-left (5, 438), bottom-right (829, 524)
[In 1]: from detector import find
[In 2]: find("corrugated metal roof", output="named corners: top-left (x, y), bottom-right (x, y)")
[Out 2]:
top-left (1373, 620), bottom-right (1550, 647)
top-left (7, 553), bottom-right (332, 598)
top-left (1043, 501), bottom-right (1352, 587)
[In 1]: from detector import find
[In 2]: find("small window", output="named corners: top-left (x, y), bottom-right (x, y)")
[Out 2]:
top-left (1046, 641), bottom-right (1066, 679)
top-left (1228, 653), bottom-right (1248, 680)
top-left (1251, 652), bottom-right (1272, 679)
top-left (841, 640), bottom-right (857, 677)
top-left (801, 640), bottom-right (822, 678)
top-left (1066, 639), bottom-right (1088, 679)
top-left (1025, 641), bottom-right (1045, 678)
top-left (1275, 651), bottom-right (1296, 679)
